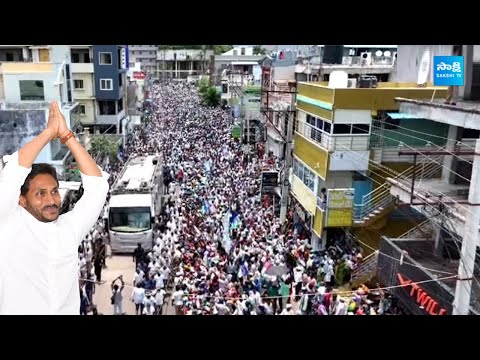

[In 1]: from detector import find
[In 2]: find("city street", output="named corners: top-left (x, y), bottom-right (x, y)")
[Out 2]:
top-left (93, 255), bottom-right (136, 315)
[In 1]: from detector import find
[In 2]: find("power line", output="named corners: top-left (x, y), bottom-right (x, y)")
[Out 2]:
top-left (352, 124), bottom-right (472, 183)
top-left (372, 124), bottom-right (473, 165)
top-left (332, 143), bottom-right (478, 224)
top-left (376, 120), bottom-right (476, 151)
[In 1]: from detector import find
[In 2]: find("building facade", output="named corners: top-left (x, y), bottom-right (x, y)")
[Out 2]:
top-left (92, 45), bottom-right (128, 134)
top-left (0, 45), bottom-right (81, 175)
top-left (291, 81), bottom-right (446, 250)
top-left (128, 45), bottom-right (157, 74)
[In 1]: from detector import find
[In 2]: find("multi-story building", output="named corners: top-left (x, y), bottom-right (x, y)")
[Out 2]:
top-left (92, 45), bottom-right (128, 134)
top-left (128, 45), bottom-right (157, 74)
top-left (290, 79), bottom-right (446, 251)
top-left (0, 45), bottom-right (81, 174)
top-left (157, 48), bottom-right (213, 80)
top-left (217, 46), bottom-right (264, 100)
top-left (296, 45), bottom-right (397, 83)
top-left (372, 45), bottom-right (480, 314)
top-left (70, 46), bottom-right (95, 127)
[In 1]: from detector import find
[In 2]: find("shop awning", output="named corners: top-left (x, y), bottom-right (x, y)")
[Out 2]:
top-left (386, 112), bottom-right (420, 120)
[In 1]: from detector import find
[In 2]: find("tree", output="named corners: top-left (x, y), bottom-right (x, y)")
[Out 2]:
top-left (197, 77), bottom-right (210, 94)
top-left (253, 45), bottom-right (267, 55)
top-left (90, 136), bottom-right (119, 163)
top-left (202, 86), bottom-right (220, 107)
top-left (213, 45), bottom-right (233, 55)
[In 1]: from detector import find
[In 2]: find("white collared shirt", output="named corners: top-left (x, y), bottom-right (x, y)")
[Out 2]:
top-left (0, 151), bottom-right (109, 315)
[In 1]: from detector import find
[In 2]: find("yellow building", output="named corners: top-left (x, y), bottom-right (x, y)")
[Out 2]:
top-left (290, 81), bottom-right (447, 250)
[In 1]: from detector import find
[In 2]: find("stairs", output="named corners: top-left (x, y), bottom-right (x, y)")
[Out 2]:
top-left (398, 218), bottom-right (434, 240)
top-left (350, 250), bottom-right (379, 288)
top-left (353, 150), bottom-right (445, 227)
top-left (353, 183), bottom-right (396, 227)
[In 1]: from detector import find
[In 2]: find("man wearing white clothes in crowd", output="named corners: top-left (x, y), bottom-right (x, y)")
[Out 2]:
top-left (0, 101), bottom-right (109, 315)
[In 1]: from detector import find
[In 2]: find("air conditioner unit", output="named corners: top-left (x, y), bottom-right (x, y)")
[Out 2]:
top-left (347, 78), bottom-right (357, 88)
top-left (361, 52), bottom-right (372, 66)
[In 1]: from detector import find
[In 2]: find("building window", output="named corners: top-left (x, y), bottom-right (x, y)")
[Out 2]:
top-left (293, 158), bottom-right (315, 192)
top-left (241, 47), bottom-right (246, 55)
top-left (100, 79), bottom-right (113, 90)
top-left (99, 52), bottom-right (112, 65)
top-left (79, 104), bottom-right (86, 115)
top-left (74, 79), bottom-right (84, 90)
top-left (38, 49), bottom-right (50, 62)
top-left (333, 124), bottom-right (352, 134)
top-left (19, 80), bottom-right (45, 101)
top-left (332, 123), bottom-right (371, 135)
top-left (98, 100), bottom-right (116, 115)
top-left (351, 124), bottom-right (370, 134)
top-left (129, 62), bottom-right (135, 67)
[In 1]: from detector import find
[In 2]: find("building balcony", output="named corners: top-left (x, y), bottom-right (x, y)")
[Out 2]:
top-left (96, 109), bottom-right (125, 125)
top-left (70, 63), bottom-right (94, 73)
top-left (294, 121), bottom-right (370, 172)
top-left (341, 55), bottom-right (395, 66)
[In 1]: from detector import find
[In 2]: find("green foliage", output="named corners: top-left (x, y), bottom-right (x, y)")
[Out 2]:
top-left (202, 86), bottom-right (220, 107)
top-left (253, 45), bottom-right (267, 55)
top-left (243, 85), bottom-right (261, 95)
top-left (213, 45), bottom-right (233, 55)
top-left (90, 136), bottom-right (119, 162)
top-left (197, 77), bottom-right (210, 94)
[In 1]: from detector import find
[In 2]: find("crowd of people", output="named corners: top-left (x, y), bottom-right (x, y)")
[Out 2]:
top-left (76, 79), bottom-right (404, 315)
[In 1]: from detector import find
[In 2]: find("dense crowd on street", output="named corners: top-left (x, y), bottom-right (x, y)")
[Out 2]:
top-left (77, 79), bottom-right (404, 315)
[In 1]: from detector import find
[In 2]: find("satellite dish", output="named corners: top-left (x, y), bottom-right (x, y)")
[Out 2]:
top-left (384, 50), bottom-right (391, 57)
top-left (417, 48), bottom-right (431, 86)
top-left (375, 50), bottom-right (383, 57)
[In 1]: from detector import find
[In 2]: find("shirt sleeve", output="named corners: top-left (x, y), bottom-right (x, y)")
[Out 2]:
top-left (0, 152), bottom-right (32, 221)
top-left (59, 167), bottom-right (110, 246)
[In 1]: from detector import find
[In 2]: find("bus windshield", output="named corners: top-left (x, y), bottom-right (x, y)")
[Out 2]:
top-left (109, 207), bottom-right (151, 233)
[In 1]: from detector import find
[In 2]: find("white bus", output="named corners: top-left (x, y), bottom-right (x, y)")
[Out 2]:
top-left (107, 154), bottom-right (162, 253)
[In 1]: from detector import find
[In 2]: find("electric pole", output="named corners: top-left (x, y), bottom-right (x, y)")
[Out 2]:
top-left (453, 138), bottom-right (480, 315)
top-left (280, 109), bottom-right (294, 224)
top-left (280, 89), bottom-right (296, 225)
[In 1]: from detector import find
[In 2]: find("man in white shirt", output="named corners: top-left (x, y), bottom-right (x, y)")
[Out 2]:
top-left (0, 101), bottom-right (109, 315)
top-left (131, 283), bottom-right (146, 315)
top-left (154, 288), bottom-right (166, 315)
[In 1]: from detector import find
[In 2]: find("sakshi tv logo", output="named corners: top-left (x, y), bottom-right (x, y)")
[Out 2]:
top-left (433, 56), bottom-right (464, 86)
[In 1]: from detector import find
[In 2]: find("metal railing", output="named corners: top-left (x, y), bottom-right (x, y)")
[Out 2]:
top-left (398, 219), bottom-right (434, 240)
top-left (295, 120), bottom-right (370, 151)
top-left (341, 56), bottom-right (395, 66)
top-left (353, 149), bottom-right (445, 222)
top-left (351, 250), bottom-right (379, 284)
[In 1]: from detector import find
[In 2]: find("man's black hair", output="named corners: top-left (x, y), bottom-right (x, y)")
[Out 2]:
top-left (20, 163), bottom-right (59, 196)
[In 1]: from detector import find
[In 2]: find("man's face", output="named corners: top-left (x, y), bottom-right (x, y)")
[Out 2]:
top-left (19, 174), bottom-right (61, 223)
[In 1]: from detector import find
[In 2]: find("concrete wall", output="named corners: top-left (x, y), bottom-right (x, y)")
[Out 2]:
top-left (391, 45), bottom-right (453, 83)
top-left (3, 72), bottom-right (59, 103)
top-left (73, 73), bottom-right (94, 97)
top-left (273, 65), bottom-right (296, 80)
top-left (473, 45), bottom-right (480, 62)
top-left (224, 47), bottom-right (254, 56)
top-left (319, 170), bottom-right (353, 189)
top-left (0, 109), bottom-right (50, 162)
top-left (78, 99), bottom-right (95, 125)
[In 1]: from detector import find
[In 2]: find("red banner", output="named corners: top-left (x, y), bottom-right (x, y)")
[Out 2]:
top-left (133, 71), bottom-right (146, 80)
